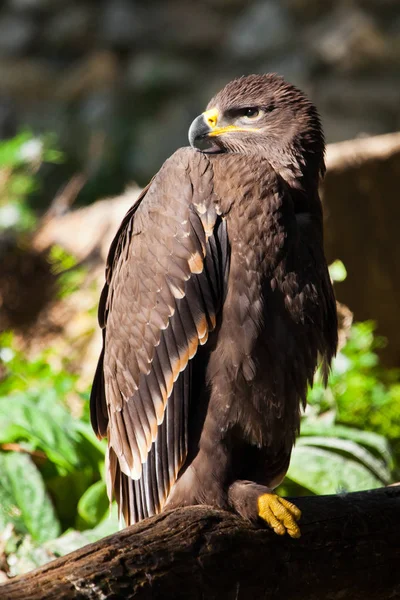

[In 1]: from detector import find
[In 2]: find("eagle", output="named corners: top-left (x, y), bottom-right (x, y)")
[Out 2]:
top-left (90, 74), bottom-right (338, 538)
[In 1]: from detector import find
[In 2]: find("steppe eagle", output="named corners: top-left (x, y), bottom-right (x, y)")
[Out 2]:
top-left (91, 74), bottom-right (338, 538)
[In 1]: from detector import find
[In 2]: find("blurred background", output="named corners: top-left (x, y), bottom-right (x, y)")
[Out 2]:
top-left (0, 0), bottom-right (400, 187)
top-left (0, 0), bottom-right (399, 580)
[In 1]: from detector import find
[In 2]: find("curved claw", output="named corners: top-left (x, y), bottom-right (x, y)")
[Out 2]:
top-left (257, 493), bottom-right (302, 539)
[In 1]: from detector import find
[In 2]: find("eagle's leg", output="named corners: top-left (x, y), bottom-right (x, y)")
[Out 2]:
top-left (228, 481), bottom-right (302, 538)
top-left (164, 434), bottom-right (232, 511)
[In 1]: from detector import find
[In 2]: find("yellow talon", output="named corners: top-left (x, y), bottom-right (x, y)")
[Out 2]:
top-left (257, 493), bottom-right (302, 539)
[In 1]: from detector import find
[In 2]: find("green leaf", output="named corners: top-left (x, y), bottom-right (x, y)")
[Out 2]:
top-left (9, 173), bottom-right (36, 196)
top-left (0, 132), bottom-right (33, 167)
top-left (328, 259), bottom-right (347, 282)
top-left (287, 446), bottom-right (385, 495)
top-left (77, 480), bottom-right (109, 528)
top-left (296, 436), bottom-right (391, 484)
top-left (0, 453), bottom-right (61, 543)
top-left (0, 394), bottom-right (82, 474)
top-left (45, 470), bottom-right (95, 529)
top-left (74, 420), bottom-right (106, 468)
top-left (300, 423), bottom-right (393, 467)
top-left (48, 245), bottom-right (77, 273)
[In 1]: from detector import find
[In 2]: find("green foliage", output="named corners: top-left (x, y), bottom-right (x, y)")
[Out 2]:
top-left (308, 322), bottom-right (400, 456)
top-left (0, 452), bottom-right (60, 544)
top-left (0, 332), bottom-right (106, 499)
top-left (0, 333), bottom-right (118, 575)
top-left (328, 259), bottom-right (347, 283)
top-left (279, 321), bottom-right (399, 497)
top-left (0, 132), bottom-right (62, 169)
top-left (48, 245), bottom-right (88, 299)
top-left (0, 133), bottom-right (86, 306)
top-left (77, 480), bottom-right (109, 529)
top-left (284, 425), bottom-right (393, 497)
top-left (0, 131), bottom-right (63, 233)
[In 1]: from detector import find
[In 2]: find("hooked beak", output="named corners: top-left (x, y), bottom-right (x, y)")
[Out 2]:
top-left (188, 108), bottom-right (222, 153)
top-left (188, 107), bottom-right (259, 153)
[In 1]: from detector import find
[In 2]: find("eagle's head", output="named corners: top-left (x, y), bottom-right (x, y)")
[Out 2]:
top-left (188, 73), bottom-right (325, 181)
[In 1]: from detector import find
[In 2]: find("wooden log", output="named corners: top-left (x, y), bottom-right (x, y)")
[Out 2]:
top-left (1, 486), bottom-right (399, 600)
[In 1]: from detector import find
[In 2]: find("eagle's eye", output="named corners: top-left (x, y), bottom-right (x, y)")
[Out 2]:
top-left (242, 108), bottom-right (260, 120)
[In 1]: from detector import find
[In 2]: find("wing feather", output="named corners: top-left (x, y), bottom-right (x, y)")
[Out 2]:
top-left (90, 148), bottom-right (230, 523)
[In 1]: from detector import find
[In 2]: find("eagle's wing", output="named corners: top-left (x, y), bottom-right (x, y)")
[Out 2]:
top-left (90, 148), bottom-right (229, 523)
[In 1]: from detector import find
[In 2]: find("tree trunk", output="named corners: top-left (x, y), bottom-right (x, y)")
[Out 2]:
top-left (1, 487), bottom-right (399, 599)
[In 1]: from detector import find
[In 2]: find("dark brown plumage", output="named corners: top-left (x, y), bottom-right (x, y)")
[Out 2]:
top-left (90, 74), bottom-right (337, 537)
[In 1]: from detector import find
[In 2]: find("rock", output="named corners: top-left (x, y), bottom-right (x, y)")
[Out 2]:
top-left (0, 13), bottom-right (37, 56)
top-left (226, 0), bottom-right (293, 58)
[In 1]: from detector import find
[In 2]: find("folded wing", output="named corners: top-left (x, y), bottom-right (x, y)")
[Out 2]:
top-left (90, 149), bottom-right (229, 523)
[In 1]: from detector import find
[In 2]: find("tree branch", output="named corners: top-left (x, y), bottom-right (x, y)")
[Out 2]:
top-left (1, 487), bottom-right (399, 600)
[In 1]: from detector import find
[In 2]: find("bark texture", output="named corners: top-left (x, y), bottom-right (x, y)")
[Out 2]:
top-left (1, 487), bottom-right (399, 600)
